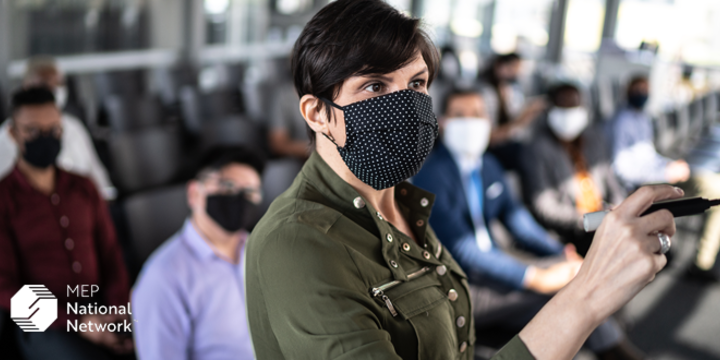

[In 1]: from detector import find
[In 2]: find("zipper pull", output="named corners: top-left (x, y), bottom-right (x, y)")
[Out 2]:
top-left (381, 294), bottom-right (398, 317)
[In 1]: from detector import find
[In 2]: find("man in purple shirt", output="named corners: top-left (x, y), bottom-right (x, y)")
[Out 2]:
top-left (132, 146), bottom-right (265, 360)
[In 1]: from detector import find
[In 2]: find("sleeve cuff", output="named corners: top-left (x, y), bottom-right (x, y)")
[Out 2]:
top-left (490, 335), bottom-right (536, 360)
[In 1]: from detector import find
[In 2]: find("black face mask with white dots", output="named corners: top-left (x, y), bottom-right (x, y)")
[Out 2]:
top-left (321, 89), bottom-right (438, 190)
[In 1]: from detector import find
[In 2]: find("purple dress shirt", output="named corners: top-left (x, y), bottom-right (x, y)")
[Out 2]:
top-left (132, 219), bottom-right (254, 360)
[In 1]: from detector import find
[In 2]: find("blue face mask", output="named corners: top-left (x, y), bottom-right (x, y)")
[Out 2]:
top-left (628, 93), bottom-right (649, 109)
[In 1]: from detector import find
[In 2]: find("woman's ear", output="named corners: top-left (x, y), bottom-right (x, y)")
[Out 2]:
top-left (299, 94), bottom-right (329, 135)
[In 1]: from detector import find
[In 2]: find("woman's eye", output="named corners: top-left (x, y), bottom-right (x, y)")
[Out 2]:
top-left (410, 80), bottom-right (426, 90)
top-left (364, 83), bottom-right (383, 93)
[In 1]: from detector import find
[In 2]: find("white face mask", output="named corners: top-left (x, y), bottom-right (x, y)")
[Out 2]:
top-left (442, 117), bottom-right (492, 160)
top-left (547, 107), bottom-right (589, 141)
top-left (54, 86), bottom-right (68, 109)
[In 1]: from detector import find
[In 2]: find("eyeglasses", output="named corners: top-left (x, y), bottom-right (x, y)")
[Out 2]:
top-left (16, 125), bottom-right (63, 141)
top-left (200, 176), bottom-right (263, 204)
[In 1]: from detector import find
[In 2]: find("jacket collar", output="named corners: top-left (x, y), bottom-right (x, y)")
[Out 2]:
top-left (300, 152), bottom-right (442, 280)
top-left (10, 165), bottom-right (70, 196)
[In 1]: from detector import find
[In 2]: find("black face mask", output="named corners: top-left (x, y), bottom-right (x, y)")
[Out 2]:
top-left (322, 89), bottom-right (438, 190)
top-left (628, 93), bottom-right (649, 109)
top-left (205, 193), bottom-right (259, 233)
top-left (23, 133), bottom-right (61, 169)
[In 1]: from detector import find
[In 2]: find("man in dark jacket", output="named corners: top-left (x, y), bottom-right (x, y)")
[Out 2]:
top-left (414, 89), bottom-right (642, 360)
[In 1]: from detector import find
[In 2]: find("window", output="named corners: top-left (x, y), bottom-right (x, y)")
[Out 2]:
top-left (491, 0), bottom-right (554, 56)
top-left (616, 0), bottom-right (720, 66)
top-left (563, 0), bottom-right (606, 53)
top-left (276, 0), bottom-right (313, 15)
top-left (9, 0), bottom-right (150, 60)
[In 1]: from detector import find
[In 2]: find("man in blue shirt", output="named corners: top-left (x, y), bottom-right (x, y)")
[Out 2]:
top-left (414, 89), bottom-right (642, 359)
top-left (132, 146), bottom-right (264, 360)
top-left (609, 75), bottom-right (691, 187)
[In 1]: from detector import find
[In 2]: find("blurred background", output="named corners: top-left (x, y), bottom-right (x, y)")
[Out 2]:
top-left (2, 0), bottom-right (720, 359)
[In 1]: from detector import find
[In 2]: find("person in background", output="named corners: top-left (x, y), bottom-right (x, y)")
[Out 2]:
top-left (132, 146), bottom-right (264, 360)
top-left (0, 56), bottom-right (115, 200)
top-left (610, 75), bottom-right (720, 281)
top-left (429, 47), bottom-right (462, 112)
top-left (610, 75), bottom-right (691, 188)
top-left (0, 87), bottom-right (131, 359)
top-left (522, 83), bottom-right (626, 256)
top-left (478, 53), bottom-right (546, 171)
top-left (413, 89), bottom-right (643, 360)
top-left (268, 58), bottom-right (312, 159)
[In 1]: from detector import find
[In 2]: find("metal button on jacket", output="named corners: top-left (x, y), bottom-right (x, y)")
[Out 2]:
top-left (386, 234), bottom-right (393, 243)
top-left (456, 316), bottom-right (466, 328)
top-left (459, 341), bottom-right (468, 353)
top-left (65, 238), bottom-right (74, 250)
top-left (436, 265), bottom-right (447, 276)
top-left (422, 251), bottom-right (431, 260)
top-left (420, 198), bottom-right (429, 207)
top-left (402, 243), bottom-right (411, 252)
top-left (448, 289), bottom-right (458, 301)
top-left (353, 197), bottom-right (366, 209)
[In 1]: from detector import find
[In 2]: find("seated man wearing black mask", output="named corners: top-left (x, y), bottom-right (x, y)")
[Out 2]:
top-left (0, 87), bottom-right (132, 359)
top-left (132, 146), bottom-right (265, 360)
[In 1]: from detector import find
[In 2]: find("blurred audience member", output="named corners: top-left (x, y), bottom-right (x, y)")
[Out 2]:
top-left (611, 75), bottom-right (720, 281)
top-left (268, 82), bottom-right (311, 159)
top-left (610, 75), bottom-right (690, 188)
top-left (0, 87), bottom-right (131, 359)
top-left (478, 53), bottom-right (545, 171)
top-left (0, 56), bottom-right (115, 199)
top-left (522, 83), bottom-right (626, 256)
top-left (132, 146), bottom-right (265, 360)
top-left (429, 47), bottom-right (462, 112)
top-left (413, 90), bottom-right (642, 360)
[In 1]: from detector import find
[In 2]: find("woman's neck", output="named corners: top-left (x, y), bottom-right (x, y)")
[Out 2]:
top-left (315, 136), bottom-right (417, 242)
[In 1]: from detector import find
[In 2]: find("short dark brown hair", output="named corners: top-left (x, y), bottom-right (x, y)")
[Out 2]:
top-left (291, 0), bottom-right (439, 143)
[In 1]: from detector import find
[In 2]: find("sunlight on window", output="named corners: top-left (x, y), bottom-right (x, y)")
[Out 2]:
top-left (563, 0), bottom-right (605, 53)
top-left (616, 0), bottom-right (720, 66)
top-left (491, 0), bottom-right (553, 54)
top-left (277, 0), bottom-right (313, 15)
top-left (204, 0), bottom-right (229, 15)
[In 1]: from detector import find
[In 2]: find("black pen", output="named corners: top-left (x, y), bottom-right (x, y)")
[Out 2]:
top-left (583, 197), bottom-right (720, 232)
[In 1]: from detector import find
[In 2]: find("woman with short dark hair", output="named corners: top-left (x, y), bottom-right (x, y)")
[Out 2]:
top-left (245, 1), bottom-right (679, 359)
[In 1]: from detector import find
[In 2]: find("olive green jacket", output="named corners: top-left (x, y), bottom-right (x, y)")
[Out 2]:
top-left (245, 152), bottom-right (533, 359)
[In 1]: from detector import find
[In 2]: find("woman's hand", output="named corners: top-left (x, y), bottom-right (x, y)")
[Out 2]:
top-left (519, 185), bottom-right (682, 359)
top-left (572, 185), bottom-right (681, 321)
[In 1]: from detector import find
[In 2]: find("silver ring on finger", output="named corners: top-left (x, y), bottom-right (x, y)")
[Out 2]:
top-left (657, 232), bottom-right (671, 255)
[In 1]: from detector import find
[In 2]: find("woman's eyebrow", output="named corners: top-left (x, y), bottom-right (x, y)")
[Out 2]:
top-left (411, 68), bottom-right (429, 78)
top-left (358, 74), bottom-right (393, 83)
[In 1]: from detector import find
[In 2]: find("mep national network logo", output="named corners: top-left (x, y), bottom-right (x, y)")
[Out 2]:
top-left (11, 285), bottom-right (58, 332)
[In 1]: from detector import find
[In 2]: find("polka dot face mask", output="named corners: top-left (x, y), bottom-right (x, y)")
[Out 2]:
top-left (322, 89), bottom-right (438, 190)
